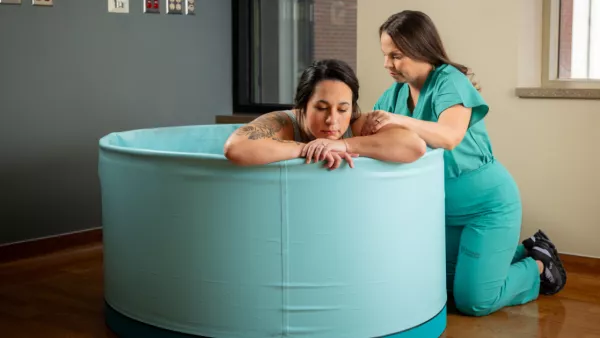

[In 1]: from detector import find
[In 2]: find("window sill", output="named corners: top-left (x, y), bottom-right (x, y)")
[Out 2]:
top-left (515, 87), bottom-right (600, 100)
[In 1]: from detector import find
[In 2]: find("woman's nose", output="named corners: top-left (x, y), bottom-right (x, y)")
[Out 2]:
top-left (384, 55), bottom-right (393, 68)
top-left (325, 114), bottom-right (333, 124)
top-left (325, 111), bottom-right (336, 125)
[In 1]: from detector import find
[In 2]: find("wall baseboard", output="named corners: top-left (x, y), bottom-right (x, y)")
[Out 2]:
top-left (560, 253), bottom-right (600, 275)
top-left (0, 228), bottom-right (102, 264)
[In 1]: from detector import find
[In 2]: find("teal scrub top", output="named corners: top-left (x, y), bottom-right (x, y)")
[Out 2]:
top-left (373, 64), bottom-right (494, 180)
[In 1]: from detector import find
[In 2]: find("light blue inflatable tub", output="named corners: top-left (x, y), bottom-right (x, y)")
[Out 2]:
top-left (98, 124), bottom-right (447, 338)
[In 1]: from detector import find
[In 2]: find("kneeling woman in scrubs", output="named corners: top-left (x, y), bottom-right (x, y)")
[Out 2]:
top-left (359, 10), bottom-right (567, 316)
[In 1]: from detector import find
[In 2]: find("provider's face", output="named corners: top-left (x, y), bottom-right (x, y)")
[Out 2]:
top-left (381, 32), bottom-right (430, 83)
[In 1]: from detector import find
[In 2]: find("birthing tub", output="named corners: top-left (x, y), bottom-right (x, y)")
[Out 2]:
top-left (98, 124), bottom-right (447, 338)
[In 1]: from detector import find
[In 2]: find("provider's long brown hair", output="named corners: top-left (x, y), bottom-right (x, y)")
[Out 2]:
top-left (379, 10), bottom-right (469, 76)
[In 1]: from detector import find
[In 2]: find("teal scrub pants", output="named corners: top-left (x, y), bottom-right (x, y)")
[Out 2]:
top-left (444, 159), bottom-right (541, 316)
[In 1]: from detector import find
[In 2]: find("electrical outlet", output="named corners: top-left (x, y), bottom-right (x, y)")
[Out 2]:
top-left (108, 0), bottom-right (129, 13)
top-left (186, 0), bottom-right (195, 15)
top-left (32, 0), bottom-right (52, 6)
top-left (166, 0), bottom-right (183, 15)
top-left (143, 0), bottom-right (159, 14)
top-left (0, 0), bottom-right (22, 5)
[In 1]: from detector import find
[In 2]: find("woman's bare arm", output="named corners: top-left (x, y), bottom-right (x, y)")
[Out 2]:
top-left (347, 114), bottom-right (427, 163)
top-left (224, 111), bottom-right (304, 166)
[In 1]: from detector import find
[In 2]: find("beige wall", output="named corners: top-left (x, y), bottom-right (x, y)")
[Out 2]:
top-left (357, 0), bottom-right (600, 258)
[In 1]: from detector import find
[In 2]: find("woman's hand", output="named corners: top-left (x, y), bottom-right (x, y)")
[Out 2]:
top-left (322, 151), bottom-right (359, 170)
top-left (300, 138), bottom-right (358, 169)
top-left (360, 110), bottom-right (400, 136)
top-left (301, 138), bottom-right (346, 162)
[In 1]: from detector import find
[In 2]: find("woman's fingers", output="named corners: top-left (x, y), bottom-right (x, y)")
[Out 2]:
top-left (361, 120), bottom-right (372, 136)
top-left (303, 143), bottom-right (358, 169)
top-left (306, 143), bottom-right (328, 164)
top-left (314, 145), bottom-right (323, 162)
top-left (316, 143), bottom-right (327, 162)
top-left (327, 151), bottom-right (356, 170)
top-left (302, 140), bottom-right (332, 163)
top-left (372, 121), bottom-right (385, 134)
top-left (320, 144), bottom-right (330, 161)
top-left (300, 144), bottom-right (308, 158)
top-left (370, 117), bottom-right (381, 135)
top-left (306, 143), bottom-right (317, 163)
top-left (328, 152), bottom-right (341, 170)
top-left (361, 113), bottom-right (374, 136)
top-left (371, 112), bottom-right (391, 135)
top-left (371, 121), bottom-right (378, 135)
top-left (362, 111), bottom-right (386, 136)
top-left (341, 152), bottom-right (354, 168)
top-left (301, 142), bottom-right (314, 159)
top-left (324, 152), bottom-right (335, 168)
top-left (304, 144), bottom-right (311, 163)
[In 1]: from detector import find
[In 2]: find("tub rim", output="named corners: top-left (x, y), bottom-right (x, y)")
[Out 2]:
top-left (98, 126), bottom-right (442, 166)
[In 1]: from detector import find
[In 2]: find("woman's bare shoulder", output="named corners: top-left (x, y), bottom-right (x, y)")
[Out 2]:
top-left (350, 113), bottom-right (368, 137)
top-left (236, 110), bottom-right (296, 141)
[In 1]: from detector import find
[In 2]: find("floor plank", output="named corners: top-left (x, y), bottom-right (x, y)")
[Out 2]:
top-left (1, 244), bottom-right (599, 337)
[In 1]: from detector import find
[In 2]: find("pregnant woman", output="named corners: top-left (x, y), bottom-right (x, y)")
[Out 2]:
top-left (224, 58), bottom-right (427, 169)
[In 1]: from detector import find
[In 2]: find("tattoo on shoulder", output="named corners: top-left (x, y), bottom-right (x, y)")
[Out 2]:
top-left (235, 111), bottom-right (292, 141)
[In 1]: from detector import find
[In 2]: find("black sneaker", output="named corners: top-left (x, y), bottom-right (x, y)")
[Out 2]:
top-left (522, 229), bottom-right (556, 253)
top-left (529, 239), bottom-right (567, 295)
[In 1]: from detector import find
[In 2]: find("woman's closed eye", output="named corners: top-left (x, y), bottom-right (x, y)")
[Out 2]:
top-left (391, 52), bottom-right (404, 60)
top-left (314, 105), bottom-right (348, 113)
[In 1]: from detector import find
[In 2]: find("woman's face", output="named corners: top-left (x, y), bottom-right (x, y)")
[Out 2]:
top-left (380, 32), bottom-right (431, 84)
top-left (304, 80), bottom-right (353, 140)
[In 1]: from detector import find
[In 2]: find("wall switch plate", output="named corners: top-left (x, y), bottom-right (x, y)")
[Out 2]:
top-left (143, 0), bottom-right (159, 13)
top-left (186, 0), bottom-right (195, 15)
top-left (166, 0), bottom-right (183, 14)
top-left (32, 0), bottom-right (52, 6)
top-left (108, 0), bottom-right (129, 13)
top-left (0, 0), bottom-right (22, 5)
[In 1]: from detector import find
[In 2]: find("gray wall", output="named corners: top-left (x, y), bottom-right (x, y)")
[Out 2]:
top-left (0, 0), bottom-right (232, 245)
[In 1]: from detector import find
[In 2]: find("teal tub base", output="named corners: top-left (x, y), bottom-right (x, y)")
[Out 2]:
top-left (104, 301), bottom-right (447, 338)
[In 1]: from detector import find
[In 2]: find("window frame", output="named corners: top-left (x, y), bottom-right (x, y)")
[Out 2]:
top-left (517, 0), bottom-right (600, 99)
top-left (232, 0), bottom-right (302, 115)
top-left (541, 0), bottom-right (600, 89)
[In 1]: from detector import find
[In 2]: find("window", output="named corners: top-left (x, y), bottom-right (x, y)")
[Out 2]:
top-left (557, 0), bottom-right (600, 79)
top-left (542, 0), bottom-right (600, 87)
top-left (232, 0), bottom-right (357, 114)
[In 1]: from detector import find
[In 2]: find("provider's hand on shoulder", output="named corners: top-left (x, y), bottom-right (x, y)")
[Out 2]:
top-left (360, 110), bottom-right (397, 136)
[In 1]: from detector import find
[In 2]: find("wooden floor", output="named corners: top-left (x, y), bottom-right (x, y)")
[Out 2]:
top-left (1, 244), bottom-right (599, 338)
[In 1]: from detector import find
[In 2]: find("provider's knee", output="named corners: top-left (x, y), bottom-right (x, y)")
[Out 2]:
top-left (454, 293), bottom-right (496, 317)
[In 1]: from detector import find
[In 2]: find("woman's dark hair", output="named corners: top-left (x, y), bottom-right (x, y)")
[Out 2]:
top-left (379, 10), bottom-right (469, 75)
top-left (293, 59), bottom-right (361, 139)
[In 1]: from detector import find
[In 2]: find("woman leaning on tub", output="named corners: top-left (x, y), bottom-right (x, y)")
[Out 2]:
top-left (223, 59), bottom-right (427, 170)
